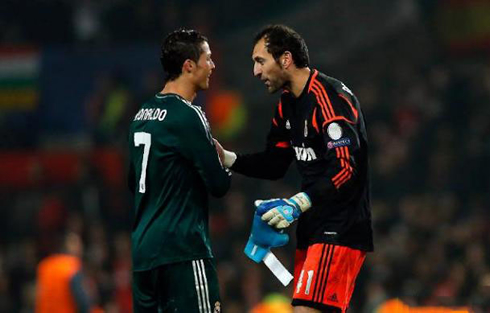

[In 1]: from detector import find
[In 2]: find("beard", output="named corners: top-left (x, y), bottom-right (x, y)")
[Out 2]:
top-left (265, 65), bottom-right (289, 93)
top-left (267, 77), bottom-right (289, 94)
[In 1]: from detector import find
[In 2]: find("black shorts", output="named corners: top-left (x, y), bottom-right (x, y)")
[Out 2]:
top-left (132, 258), bottom-right (222, 313)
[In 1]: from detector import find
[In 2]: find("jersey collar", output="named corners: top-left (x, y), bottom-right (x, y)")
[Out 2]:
top-left (287, 68), bottom-right (316, 99)
top-left (155, 92), bottom-right (192, 105)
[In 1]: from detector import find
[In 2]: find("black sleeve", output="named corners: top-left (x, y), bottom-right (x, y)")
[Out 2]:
top-left (69, 271), bottom-right (91, 313)
top-left (302, 89), bottom-right (361, 206)
top-left (231, 101), bottom-right (295, 180)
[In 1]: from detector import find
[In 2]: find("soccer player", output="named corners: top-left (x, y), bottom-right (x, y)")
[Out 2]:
top-left (128, 29), bottom-right (231, 313)
top-left (216, 25), bottom-right (374, 313)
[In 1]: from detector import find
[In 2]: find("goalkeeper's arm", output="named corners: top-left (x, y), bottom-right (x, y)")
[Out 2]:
top-left (214, 139), bottom-right (294, 180)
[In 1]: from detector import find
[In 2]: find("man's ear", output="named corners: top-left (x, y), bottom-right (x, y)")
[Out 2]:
top-left (280, 51), bottom-right (292, 68)
top-left (182, 59), bottom-right (195, 74)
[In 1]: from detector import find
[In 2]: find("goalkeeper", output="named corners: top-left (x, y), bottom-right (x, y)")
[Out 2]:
top-left (216, 24), bottom-right (373, 313)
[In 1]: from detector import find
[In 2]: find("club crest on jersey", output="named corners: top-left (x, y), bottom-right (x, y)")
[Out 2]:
top-left (214, 301), bottom-right (221, 313)
top-left (327, 122), bottom-right (342, 140)
top-left (293, 144), bottom-right (317, 161)
top-left (327, 138), bottom-right (351, 149)
top-left (286, 120), bottom-right (291, 129)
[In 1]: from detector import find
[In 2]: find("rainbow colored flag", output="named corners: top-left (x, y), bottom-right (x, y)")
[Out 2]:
top-left (0, 47), bottom-right (40, 110)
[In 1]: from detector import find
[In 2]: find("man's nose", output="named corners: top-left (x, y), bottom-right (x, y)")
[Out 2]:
top-left (253, 64), bottom-right (261, 77)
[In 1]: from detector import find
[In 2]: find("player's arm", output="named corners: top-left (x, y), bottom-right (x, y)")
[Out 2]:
top-left (179, 106), bottom-right (231, 198)
top-left (301, 87), bottom-right (362, 207)
top-left (302, 118), bottom-right (360, 206)
top-left (230, 145), bottom-right (294, 180)
top-left (69, 271), bottom-right (91, 313)
top-left (218, 102), bottom-right (295, 180)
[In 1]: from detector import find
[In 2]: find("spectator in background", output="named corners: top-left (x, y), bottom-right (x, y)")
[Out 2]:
top-left (72, 0), bottom-right (103, 43)
top-left (35, 232), bottom-right (95, 313)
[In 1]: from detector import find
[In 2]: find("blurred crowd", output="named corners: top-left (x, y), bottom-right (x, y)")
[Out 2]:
top-left (349, 33), bottom-right (490, 312)
top-left (1, 0), bottom-right (303, 45)
top-left (1, 0), bottom-right (490, 312)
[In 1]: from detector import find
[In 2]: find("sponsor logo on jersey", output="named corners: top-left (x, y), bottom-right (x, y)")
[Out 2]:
top-left (293, 145), bottom-right (317, 161)
top-left (327, 138), bottom-right (351, 149)
top-left (327, 122), bottom-right (342, 140)
top-left (324, 231), bottom-right (338, 240)
top-left (134, 108), bottom-right (167, 121)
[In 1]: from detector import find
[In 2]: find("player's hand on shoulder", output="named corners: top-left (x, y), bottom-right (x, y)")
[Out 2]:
top-left (213, 138), bottom-right (225, 163)
top-left (213, 138), bottom-right (237, 168)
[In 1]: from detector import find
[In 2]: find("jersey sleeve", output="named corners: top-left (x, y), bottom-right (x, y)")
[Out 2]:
top-left (303, 84), bottom-right (361, 206)
top-left (69, 271), bottom-right (91, 313)
top-left (231, 100), bottom-right (295, 180)
top-left (178, 105), bottom-right (231, 198)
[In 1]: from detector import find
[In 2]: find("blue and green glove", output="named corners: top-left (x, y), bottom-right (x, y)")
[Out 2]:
top-left (244, 213), bottom-right (289, 263)
top-left (244, 192), bottom-right (312, 263)
top-left (255, 192), bottom-right (312, 229)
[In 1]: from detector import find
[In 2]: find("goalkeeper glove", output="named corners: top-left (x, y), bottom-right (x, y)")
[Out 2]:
top-left (256, 192), bottom-right (312, 229)
top-left (244, 213), bottom-right (289, 263)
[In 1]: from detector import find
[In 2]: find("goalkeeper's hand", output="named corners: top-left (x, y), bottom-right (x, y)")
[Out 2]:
top-left (255, 192), bottom-right (312, 229)
top-left (213, 138), bottom-right (236, 168)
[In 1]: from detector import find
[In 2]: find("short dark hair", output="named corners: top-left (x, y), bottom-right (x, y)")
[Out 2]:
top-left (160, 29), bottom-right (208, 81)
top-left (253, 24), bottom-right (309, 68)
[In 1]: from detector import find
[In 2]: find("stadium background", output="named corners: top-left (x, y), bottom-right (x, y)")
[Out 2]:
top-left (0, 0), bottom-right (489, 312)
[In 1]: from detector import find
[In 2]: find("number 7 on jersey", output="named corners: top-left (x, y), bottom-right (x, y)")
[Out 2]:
top-left (134, 132), bottom-right (152, 193)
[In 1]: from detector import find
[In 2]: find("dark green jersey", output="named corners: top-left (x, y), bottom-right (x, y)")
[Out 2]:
top-left (128, 93), bottom-right (231, 271)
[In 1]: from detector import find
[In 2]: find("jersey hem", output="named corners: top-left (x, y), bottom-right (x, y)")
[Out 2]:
top-left (132, 253), bottom-right (214, 272)
top-left (297, 238), bottom-right (373, 252)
